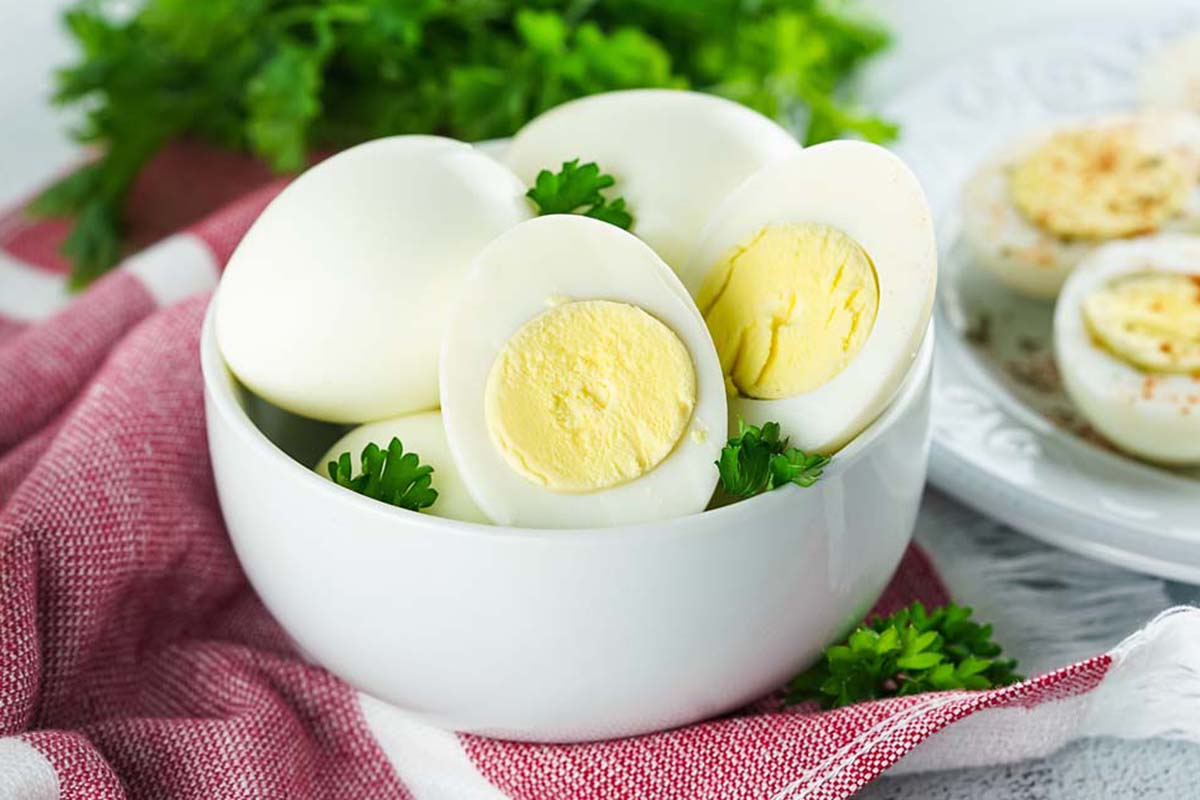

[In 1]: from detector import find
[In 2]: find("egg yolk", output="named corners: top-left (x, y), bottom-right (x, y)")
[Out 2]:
top-left (1011, 125), bottom-right (1189, 240)
top-left (1083, 272), bottom-right (1200, 373)
top-left (697, 223), bottom-right (879, 399)
top-left (485, 300), bottom-right (696, 493)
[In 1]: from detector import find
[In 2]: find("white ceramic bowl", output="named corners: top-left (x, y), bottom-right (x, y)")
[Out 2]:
top-left (202, 301), bottom-right (934, 742)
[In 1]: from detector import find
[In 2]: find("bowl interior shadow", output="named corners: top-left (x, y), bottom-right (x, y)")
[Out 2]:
top-left (236, 382), bottom-right (352, 473)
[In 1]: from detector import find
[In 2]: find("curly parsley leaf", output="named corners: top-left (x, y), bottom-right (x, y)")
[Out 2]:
top-left (786, 602), bottom-right (1022, 709)
top-left (327, 437), bottom-right (438, 512)
top-left (717, 420), bottom-right (830, 497)
top-left (584, 195), bottom-right (633, 229)
top-left (770, 448), bottom-right (831, 489)
top-left (526, 159), bottom-right (633, 230)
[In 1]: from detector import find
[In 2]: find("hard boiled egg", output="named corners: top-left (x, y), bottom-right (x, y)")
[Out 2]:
top-left (439, 215), bottom-right (726, 528)
top-left (504, 89), bottom-right (800, 271)
top-left (1054, 234), bottom-right (1200, 464)
top-left (216, 136), bottom-right (531, 423)
top-left (961, 113), bottom-right (1200, 298)
top-left (682, 141), bottom-right (936, 455)
top-left (1140, 30), bottom-right (1200, 114)
top-left (317, 411), bottom-right (489, 523)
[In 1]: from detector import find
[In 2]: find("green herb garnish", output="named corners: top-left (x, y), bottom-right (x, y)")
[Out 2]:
top-left (526, 159), bottom-right (632, 230)
top-left (327, 438), bottom-right (437, 512)
top-left (38, 1), bottom-right (894, 288)
top-left (717, 420), bottom-right (830, 497)
top-left (786, 602), bottom-right (1022, 709)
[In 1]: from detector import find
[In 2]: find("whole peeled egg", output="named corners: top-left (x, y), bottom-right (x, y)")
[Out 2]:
top-left (504, 89), bottom-right (800, 272)
top-left (216, 136), bottom-right (531, 423)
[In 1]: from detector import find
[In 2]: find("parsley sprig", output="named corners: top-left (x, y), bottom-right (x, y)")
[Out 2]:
top-left (327, 438), bottom-right (438, 512)
top-left (786, 602), bottom-right (1022, 709)
top-left (717, 420), bottom-right (831, 497)
top-left (526, 159), bottom-right (633, 230)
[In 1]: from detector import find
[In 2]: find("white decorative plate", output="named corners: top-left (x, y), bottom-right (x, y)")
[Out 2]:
top-left (882, 10), bottom-right (1200, 582)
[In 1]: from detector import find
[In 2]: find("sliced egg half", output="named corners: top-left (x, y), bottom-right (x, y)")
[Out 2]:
top-left (504, 89), bottom-right (800, 272)
top-left (216, 135), bottom-right (531, 423)
top-left (1140, 30), bottom-right (1200, 114)
top-left (961, 113), bottom-right (1200, 298)
top-left (316, 411), bottom-right (489, 524)
top-left (439, 215), bottom-right (726, 528)
top-left (682, 141), bottom-right (936, 454)
top-left (1054, 234), bottom-right (1200, 465)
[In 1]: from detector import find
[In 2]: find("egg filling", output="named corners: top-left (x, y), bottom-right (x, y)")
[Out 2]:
top-left (1011, 126), bottom-right (1189, 240)
top-left (1083, 271), bottom-right (1200, 373)
top-left (696, 223), bottom-right (879, 399)
top-left (484, 299), bottom-right (696, 493)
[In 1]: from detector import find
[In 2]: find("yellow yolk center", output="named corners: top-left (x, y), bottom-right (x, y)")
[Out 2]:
top-left (697, 223), bottom-right (879, 399)
top-left (1083, 272), bottom-right (1200, 373)
top-left (1011, 125), bottom-right (1190, 240)
top-left (485, 300), bottom-right (696, 493)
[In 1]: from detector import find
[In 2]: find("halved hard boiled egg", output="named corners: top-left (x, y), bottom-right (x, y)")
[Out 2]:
top-left (217, 136), bottom-right (531, 423)
top-left (682, 141), bottom-right (936, 455)
top-left (962, 113), bottom-right (1200, 298)
top-left (504, 89), bottom-right (800, 272)
top-left (1140, 31), bottom-right (1200, 114)
top-left (439, 215), bottom-right (726, 528)
top-left (1054, 234), bottom-right (1200, 464)
top-left (316, 411), bottom-right (489, 524)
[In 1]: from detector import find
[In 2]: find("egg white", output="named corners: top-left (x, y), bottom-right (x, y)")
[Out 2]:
top-left (1140, 30), bottom-right (1200, 114)
top-left (439, 215), bottom-right (727, 528)
top-left (961, 113), bottom-right (1200, 299)
top-left (1054, 234), bottom-right (1200, 465)
top-left (683, 141), bottom-right (937, 454)
top-left (504, 89), bottom-right (800, 272)
top-left (317, 411), bottom-right (489, 524)
top-left (216, 135), bottom-right (531, 423)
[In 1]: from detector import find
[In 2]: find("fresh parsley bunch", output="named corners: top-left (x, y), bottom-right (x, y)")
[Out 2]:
top-left (327, 438), bottom-right (437, 512)
top-left (787, 602), bottom-right (1022, 709)
top-left (36, 0), bottom-right (894, 287)
top-left (717, 420), bottom-right (831, 497)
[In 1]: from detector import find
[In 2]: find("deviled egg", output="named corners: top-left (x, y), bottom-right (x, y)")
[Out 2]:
top-left (217, 136), bottom-right (531, 423)
top-left (1140, 31), bottom-right (1200, 114)
top-left (1054, 234), bottom-right (1200, 465)
top-left (682, 141), bottom-right (937, 454)
top-left (317, 411), bottom-right (489, 523)
top-left (439, 215), bottom-right (727, 528)
top-left (961, 113), bottom-right (1200, 298)
top-left (504, 89), bottom-right (800, 271)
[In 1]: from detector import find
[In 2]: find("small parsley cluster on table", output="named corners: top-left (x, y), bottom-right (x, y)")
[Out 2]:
top-left (786, 602), bottom-right (1022, 708)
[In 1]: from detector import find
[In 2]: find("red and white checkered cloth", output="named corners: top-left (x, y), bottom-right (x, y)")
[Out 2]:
top-left (0, 141), bottom-right (1196, 800)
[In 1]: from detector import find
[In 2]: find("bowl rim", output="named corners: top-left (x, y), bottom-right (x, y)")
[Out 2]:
top-left (201, 295), bottom-right (933, 542)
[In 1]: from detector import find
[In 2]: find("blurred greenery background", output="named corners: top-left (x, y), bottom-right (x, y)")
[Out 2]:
top-left (30, 0), bottom-right (895, 287)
